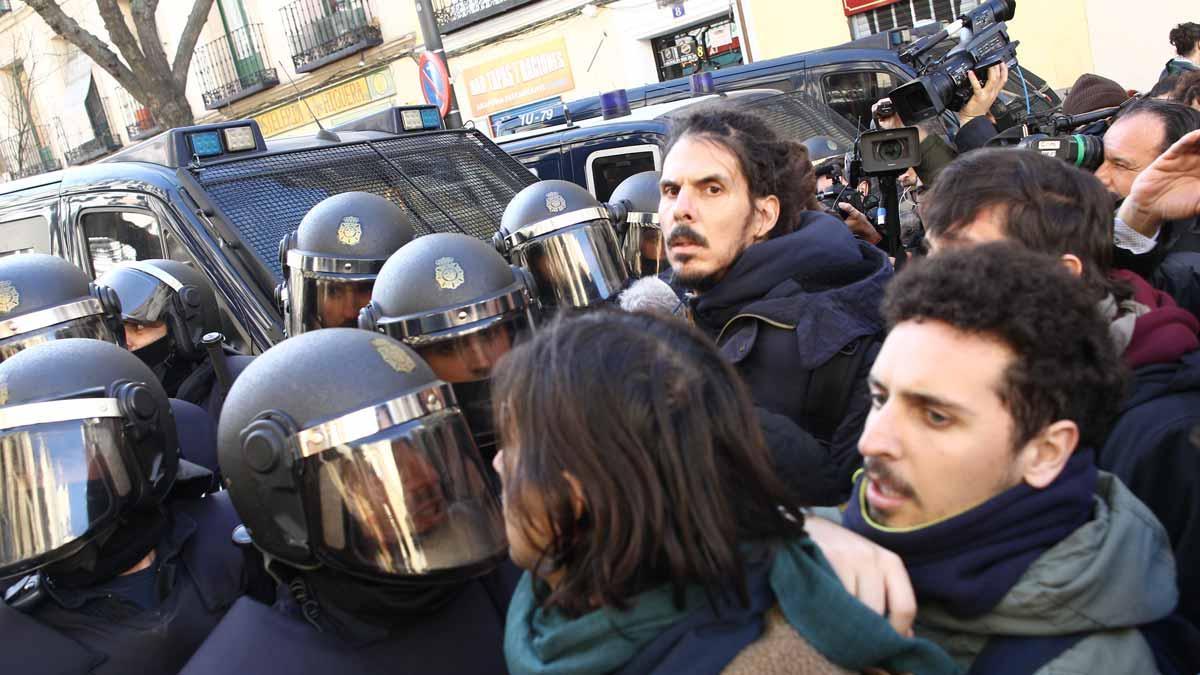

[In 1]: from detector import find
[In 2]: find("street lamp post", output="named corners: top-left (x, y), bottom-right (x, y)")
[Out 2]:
top-left (415, 0), bottom-right (464, 129)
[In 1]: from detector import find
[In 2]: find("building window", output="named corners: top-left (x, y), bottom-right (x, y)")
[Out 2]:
top-left (651, 14), bottom-right (743, 83)
top-left (79, 210), bottom-right (163, 277)
top-left (849, 0), bottom-right (980, 39)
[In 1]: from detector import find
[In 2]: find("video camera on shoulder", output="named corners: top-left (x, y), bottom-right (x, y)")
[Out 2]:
top-left (888, 0), bottom-right (1020, 123)
top-left (858, 127), bottom-right (923, 177)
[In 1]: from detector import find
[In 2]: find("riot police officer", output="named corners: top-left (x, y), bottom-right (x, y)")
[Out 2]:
top-left (610, 171), bottom-right (667, 278)
top-left (98, 259), bottom-right (253, 421)
top-left (0, 339), bottom-right (244, 675)
top-left (359, 232), bottom-right (538, 463)
top-left (0, 253), bottom-right (123, 361)
top-left (494, 179), bottom-right (628, 309)
top-left (178, 329), bottom-right (514, 675)
top-left (278, 192), bottom-right (415, 336)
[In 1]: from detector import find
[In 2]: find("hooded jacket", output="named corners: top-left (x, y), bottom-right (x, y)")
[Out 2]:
top-left (682, 212), bottom-right (892, 505)
top-left (915, 474), bottom-right (1178, 674)
top-left (1100, 271), bottom-right (1200, 628)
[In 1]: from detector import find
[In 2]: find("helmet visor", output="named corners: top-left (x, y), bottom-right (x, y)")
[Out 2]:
top-left (295, 276), bottom-right (376, 333)
top-left (300, 411), bottom-right (506, 577)
top-left (105, 268), bottom-right (174, 324)
top-left (412, 315), bottom-right (527, 384)
top-left (0, 418), bottom-right (132, 576)
top-left (0, 315), bottom-right (118, 363)
top-left (623, 224), bottom-right (668, 278)
top-left (516, 220), bottom-right (629, 309)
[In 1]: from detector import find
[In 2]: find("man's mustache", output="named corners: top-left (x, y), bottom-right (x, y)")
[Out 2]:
top-left (863, 457), bottom-right (916, 499)
top-left (667, 225), bottom-right (709, 249)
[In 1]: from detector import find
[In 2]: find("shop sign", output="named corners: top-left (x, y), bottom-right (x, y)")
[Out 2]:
top-left (254, 68), bottom-right (396, 138)
top-left (463, 38), bottom-right (575, 116)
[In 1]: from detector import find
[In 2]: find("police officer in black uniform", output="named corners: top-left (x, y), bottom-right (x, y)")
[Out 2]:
top-left (278, 192), bottom-right (415, 337)
top-left (0, 339), bottom-right (244, 675)
top-left (494, 179), bottom-right (629, 310)
top-left (359, 232), bottom-right (539, 463)
top-left (0, 254), bottom-right (219, 476)
top-left (98, 259), bottom-right (253, 421)
top-left (610, 171), bottom-right (668, 279)
top-left (178, 329), bottom-right (515, 675)
top-left (0, 253), bottom-right (123, 361)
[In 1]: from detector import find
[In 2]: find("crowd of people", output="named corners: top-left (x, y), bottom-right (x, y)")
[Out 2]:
top-left (2, 19), bottom-right (1200, 675)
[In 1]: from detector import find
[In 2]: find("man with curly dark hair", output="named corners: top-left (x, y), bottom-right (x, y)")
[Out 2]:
top-left (921, 148), bottom-right (1200, 631)
top-left (658, 106), bottom-right (892, 505)
top-left (838, 242), bottom-right (1188, 673)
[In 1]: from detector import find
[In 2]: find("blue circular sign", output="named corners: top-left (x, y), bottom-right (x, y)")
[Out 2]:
top-left (418, 51), bottom-right (451, 118)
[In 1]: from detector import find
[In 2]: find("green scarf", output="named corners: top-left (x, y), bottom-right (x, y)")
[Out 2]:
top-left (505, 537), bottom-right (960, 675)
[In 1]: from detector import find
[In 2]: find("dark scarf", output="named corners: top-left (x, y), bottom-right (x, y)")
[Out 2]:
top-left (134, 338), bottom-right (191, 398)
top-left (845, 450), bottom-right (1098, 618)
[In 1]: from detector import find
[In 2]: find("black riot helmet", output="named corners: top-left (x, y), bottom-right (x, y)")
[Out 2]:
top-left (0, 339), bottom-right (178, 580)
top-left (609, 171), bottom-right (666, 279)
top-left (217, 328), bottom-right (506, 583)
top-left (493, 180), bottom-right (629, 309)
top-left (360, 233), bottom-right (539, 462)
top-left (0, 253), bottom-right (124, 362)
top-left (98, 259), bottom-right (221, 364)
top-left (278, 192), bottom-right (415, 337)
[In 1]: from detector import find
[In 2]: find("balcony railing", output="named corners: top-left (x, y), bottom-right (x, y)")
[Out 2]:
top-left (195, 24), bottom-right (280, 109)
top-left (282, 0), bottom-right (383, 73)
top-left (0, 126), bottom-right (62, 180)
top-left (432, 0), bottom-right (541, 33)
top-left (64, 130), bottom-right (121, 165)
top-left (126, 107), bottom-right (162, 141)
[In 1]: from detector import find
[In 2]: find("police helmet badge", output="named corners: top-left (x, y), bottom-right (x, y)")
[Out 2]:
top-left (434, 257), bottom-right (466, 290)
top-left (0, 281), bottom-right (19, 314)
top-left (372, 338), bottom-right (416, 373)
top-left (545, 192), bottom-right (567, 213)
top-left (337, 216), bottom-right (362, 246)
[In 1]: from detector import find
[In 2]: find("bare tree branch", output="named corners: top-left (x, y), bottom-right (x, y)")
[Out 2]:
top-left (24, 0), bottom-right (144, 100)
top-left (130, 0), bottom-right (170, 75)
top-left (95, 0), bottom-right (149, 80)
top-left (173, 0), bottom-right (216, 87)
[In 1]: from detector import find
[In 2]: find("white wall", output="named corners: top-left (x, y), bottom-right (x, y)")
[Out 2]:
top-left (1086, 0), bottom-right (1197, 92)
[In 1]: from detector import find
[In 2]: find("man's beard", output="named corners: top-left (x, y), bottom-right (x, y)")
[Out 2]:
top-left (667, 220), bottom-right (749, 292)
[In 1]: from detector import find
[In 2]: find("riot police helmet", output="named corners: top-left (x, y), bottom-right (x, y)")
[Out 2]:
top-left (278, 192), bottom-right (415, 336)
top-left (803, 136), bottom-right (847, 163)
top-left (494, 180), bottom-right (628, 309)
top-left (98, 259), bottom-right (221, 364)
top-left (0, 339), bottom-right (178, 579)
top-left (218, 328), bottom-right (506, 582)
top-left (0, 253), bottom-right (124, 362)
top-left (609, 171), bottom-right (666, 278)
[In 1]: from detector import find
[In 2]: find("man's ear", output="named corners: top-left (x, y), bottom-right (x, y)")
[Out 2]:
top-left (752, 194), bottom-right (781, 240)
top-left (1020, 420), bottom-right (1079, 489)
top-left (1058, 253), bottom-right (1084, 278)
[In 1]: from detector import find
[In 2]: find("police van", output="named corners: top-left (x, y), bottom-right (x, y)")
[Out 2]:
top-left (496, 24), bottom-right (1059, 198)
top-left (0, 105), bottom-right (536, 352)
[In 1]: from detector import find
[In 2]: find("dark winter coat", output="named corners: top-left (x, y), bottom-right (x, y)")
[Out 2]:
top-left (683, 212), bottom-right (892, 505)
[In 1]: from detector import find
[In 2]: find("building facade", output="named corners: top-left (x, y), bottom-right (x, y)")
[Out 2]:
top-left (0, 0), bottom-right (1193, 181)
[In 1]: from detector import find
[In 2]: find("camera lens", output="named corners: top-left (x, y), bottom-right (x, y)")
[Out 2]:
top-left (878, 139), bottom-right (905, 162)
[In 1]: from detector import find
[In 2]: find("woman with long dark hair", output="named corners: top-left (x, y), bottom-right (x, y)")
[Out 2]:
top-left (491, 310), bottom-right (956, 675)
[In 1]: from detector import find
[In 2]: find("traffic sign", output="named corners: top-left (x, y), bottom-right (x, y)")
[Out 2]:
top-left (418, 51), bottom-right (452, 118)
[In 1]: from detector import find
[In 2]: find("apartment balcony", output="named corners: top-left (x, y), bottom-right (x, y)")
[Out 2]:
top-left (432, 0), bottom-right (541, 34)
top-left (126, 107), bottom-right (162, 142)
top-left (282, 0), bottom-right (383, 73)
top-left (196, 24), bottom-right (280, 109)
top-left (0, 126), bottom-right (62, 180)
top-left (65, 130), bottom-right (121, 165)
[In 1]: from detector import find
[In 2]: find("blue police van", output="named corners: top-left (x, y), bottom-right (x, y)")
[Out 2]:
top-left (0, 105), bottom-right (536, 352)
top-left (496, 24), bottom-right (1059, 199)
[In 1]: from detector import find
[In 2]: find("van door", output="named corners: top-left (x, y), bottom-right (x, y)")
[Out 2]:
top-left (0, 199), bottom-right (59, 257)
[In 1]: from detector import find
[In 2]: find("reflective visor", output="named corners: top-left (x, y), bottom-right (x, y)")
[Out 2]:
top-left (413, 318), bottom-right (524, 384)
top-left (515, 220), bottom-right (629, 309)
top-left (623, 223), bottom-right (668, 278)
top-left (300, 411), bottom-right (506, 577)
top-left (0, 315), bottom-right (117, 363)
top-left (105, 268), bottom-right (174, 324)
top-left (0, 418), bottom-right (132, 576)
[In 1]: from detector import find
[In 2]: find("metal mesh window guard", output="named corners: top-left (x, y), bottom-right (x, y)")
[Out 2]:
top-left (191, 130), bottom-right (536, 281)
top-left (720, 90), bottom-right (860, 150)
